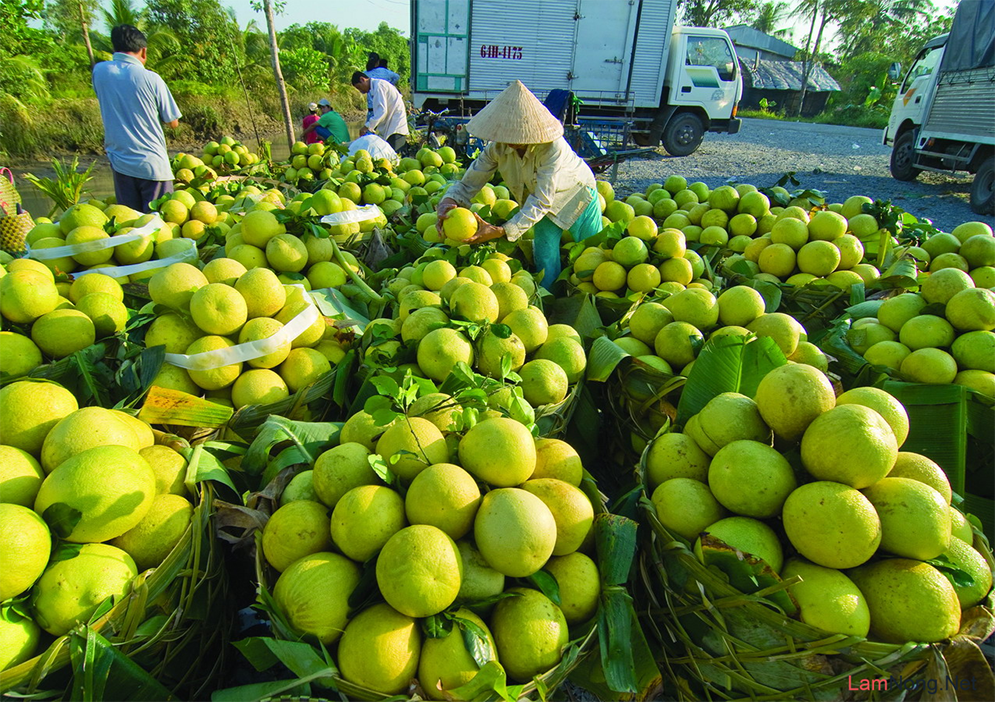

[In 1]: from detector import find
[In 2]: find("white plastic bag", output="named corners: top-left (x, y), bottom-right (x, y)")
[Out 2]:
top-left (346, 134), bottom-right (399, 165)
top-left (163, 285), bottom-right (320, 371)
top-left (320, 205), bottom-right (383, 226)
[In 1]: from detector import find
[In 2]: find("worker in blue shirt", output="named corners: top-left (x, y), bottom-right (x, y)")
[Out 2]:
top-left (92, 25), bottom-right (181, 212)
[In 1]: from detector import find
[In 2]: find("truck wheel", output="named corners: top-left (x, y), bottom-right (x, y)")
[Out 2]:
top-left (890, 131), bottom-right (920, 181)
top-left (662, 114), bottom-right (704, 157)
top-left (970, 156), bottom-right (995, 215)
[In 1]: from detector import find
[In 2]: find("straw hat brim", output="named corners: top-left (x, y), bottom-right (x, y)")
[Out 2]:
top-left (467, 80), bottom-right (564, 144)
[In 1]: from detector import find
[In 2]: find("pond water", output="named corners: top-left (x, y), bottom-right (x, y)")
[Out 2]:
top-left (13, 124), bottom-right (363, 220)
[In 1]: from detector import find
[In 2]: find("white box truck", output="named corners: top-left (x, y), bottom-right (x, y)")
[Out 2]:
top-left (883, 0), bottom-right (995, 214)
top-left (410, 0), bottom-right (743, 156)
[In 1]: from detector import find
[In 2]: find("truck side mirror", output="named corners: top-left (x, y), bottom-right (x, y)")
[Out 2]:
top-left (887, 62), bottom-right (902, 81)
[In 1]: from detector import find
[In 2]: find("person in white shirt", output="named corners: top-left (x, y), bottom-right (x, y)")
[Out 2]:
top-left (351, 71), bottom-right (409, 152)
top-left (436, 80), bottom-right (600, 289)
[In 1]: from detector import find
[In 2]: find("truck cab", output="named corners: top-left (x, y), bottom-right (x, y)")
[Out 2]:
top-left (883, 33), bottom-right (947, 149)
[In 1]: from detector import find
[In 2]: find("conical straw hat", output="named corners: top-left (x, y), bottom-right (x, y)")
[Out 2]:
top-left (466, 80), bottom-right (564, 144)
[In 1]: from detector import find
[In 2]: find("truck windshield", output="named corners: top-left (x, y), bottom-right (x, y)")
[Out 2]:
top-left (686, 38), bottom-right (737, 82)
top-left (901, 45), bottom-right (942, 92)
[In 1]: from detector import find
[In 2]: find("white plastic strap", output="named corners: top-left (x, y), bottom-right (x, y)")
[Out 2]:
top-left (27, 216), bottom-right (167, 260)
top-left (73, 238), bottom-right (199, 279)
top-left (162, 285), bottom-right (320, 370)
top-left (320, 205), bottom-right (382, 226)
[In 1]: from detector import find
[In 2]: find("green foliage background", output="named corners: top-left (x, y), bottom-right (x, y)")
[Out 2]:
top-left (0, 0), bottom-right (410, 157)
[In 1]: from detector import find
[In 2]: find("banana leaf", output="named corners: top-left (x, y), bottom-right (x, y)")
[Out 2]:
top-left (240, 415), bottom-right (342, 476)
top-left (138, 386), bottom-right (234, 427)
top-left (674, 335), bottom-right (785, 427)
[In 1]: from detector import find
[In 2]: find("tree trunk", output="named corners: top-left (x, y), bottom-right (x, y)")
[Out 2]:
top-left (263, 0), bottom-right (295, 150)
top-left (798, 14), bottom-right (829, 117)
top-left (795, 1), bottom-right (819, 116)
top-left (78, 1), bottom-right (95, 69)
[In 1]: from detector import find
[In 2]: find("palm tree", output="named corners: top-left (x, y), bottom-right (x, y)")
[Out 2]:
top-left (836, 0), bottom-right (934, 63)
top-left (101, 0), bottom-right (141, 32)
top-left (751, 2), bottom-right (790, 37)
top-left (260, 0), bottom-right (296, 149)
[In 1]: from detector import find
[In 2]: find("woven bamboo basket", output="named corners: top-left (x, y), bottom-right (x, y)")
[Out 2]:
top-left (0, 479), bottom-right (229, 698)
top-left (634, 445), bottom-right (995, 701)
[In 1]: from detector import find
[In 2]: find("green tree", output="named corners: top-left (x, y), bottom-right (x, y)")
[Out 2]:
top-left (144, 0), bottom-right (243, 85)
top-left (835, 0), bottom-right (938, 65)
top-left (45, 0), bottom-right (100, 66)
top-left (749, 1), bottom-right (790, 37)
top-left (279, 46), bottom-right (329, 91)
top-left (0, 0), bottom-right (46, 53)
top-left (678, 0), bottom-right (758, 27)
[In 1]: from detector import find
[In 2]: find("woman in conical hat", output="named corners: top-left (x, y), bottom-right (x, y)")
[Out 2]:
top-left (436, 80), bottom-right (600, 289)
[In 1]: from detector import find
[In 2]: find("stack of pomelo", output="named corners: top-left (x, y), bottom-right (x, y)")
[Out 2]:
top-left (259, 398), bottom-right (600, 697)
top-left (645, 361), bottom-right (991, 645)
top-left (0, 380), bottom-right (196, 669)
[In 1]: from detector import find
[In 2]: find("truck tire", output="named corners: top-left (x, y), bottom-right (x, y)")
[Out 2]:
top-left (890, 130), bottom-right (921, 182)
top-left (970, 156), bottom-right (995, 215)
top-left (662, 113), bottom-right (704, 157)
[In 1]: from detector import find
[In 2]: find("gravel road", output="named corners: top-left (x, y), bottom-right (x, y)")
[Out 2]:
top-left (608, 117), bottom-right (989, 234)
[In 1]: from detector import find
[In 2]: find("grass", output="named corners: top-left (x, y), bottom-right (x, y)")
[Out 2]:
top-left (738, 107), bottom-right (889, 130)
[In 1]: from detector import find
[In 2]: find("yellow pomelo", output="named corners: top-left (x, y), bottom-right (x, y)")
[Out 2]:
top-left (0, 331), bottom-right (43, 378)
top-left (476, 329), bottom-right (526, 378)
top-left (235, 267), bottom-right (286, 318)
top-left (144, 312), bottom-right (202, 354)
top-left (281, 470), bottom-right (318, 506)
top-left (848, 559), bottom-right (960, 643)
top-left (455, 539), bottom-right (505, 606)
top-left (535, 337), bottom-right (586, 383)
top-left (861, 477), bottom-right (950, 560)
top-left (376, 417), bottom-right (449, 482)
top-left (789, 341), bottom-right (829, 372)
top-left (189, 283), bottom-right (247, 336)
top-left (782, 558), bottom-right (869, 637)
top-left (330, 485), bottom-right (406, 562)
top-left (340, 410), bottom-right (392, 452)
top-left (148, 262), bottom-right (208, 310)
top-left (717, 286), bottom-right (766, 327)
top-left (0, 611), bottom-right (41, 671)
top-left (312, 442), bottom-right (380, 509)
top-left (699, 516), bottom-right (784, 572)
top-left (747, 312), bottom-right (804, 357)
top-left (801, 405), bottom-right (897, 488)
top-left (520, 478), bottom-right (593, 556)
top-left (272, 552), bottom-right (361, 644)
top-left (266, 234), bottom-right (309, 273)
top-left (0, 503), bottom-right (52, 600)
top-left (337, 604), bottom-right (421, 694)
top-left (474, 488), bottom-right (556, 577)
top-left (30, 309), bottom-right (95, 359)
top-left (502, 306), bottom-right (548, 353)
top-left (151, 363), bottom-right (199, 396)
top-left (65, 225), bottom-right (113, 266)
top-left (407, 393), bottom-right (461, 432)
top-left (185, 336), bottom-right (241, 390)
top-left (240, 209), bottom-right (286, 248)
top-left (0, 381), bottom-right (78, 455)
top-left (32, 543), bottom-right (137, 635)
top-left (940, 537), bottom-right (992, 608)
top-left (950, 506), bottom-right (973, 543)
top-left (544, 552), bottom-right (600, 624)
top-left (533, 438), bottom-right (583, 486)
top-left (628, 302), bottom-right (674, 346)
top-left (75, 292), bottom-right (128, 337)
top-left (140, 445), bottom-right (189, 496)
top-left (262, 499), bottom-right (332, 572)
top-left (887, 451), bottom-right (951, 503)
top-left (0, 445), bottom-right (45, 506)
top-left (419, 608), bottom-right (497, 700)
top-left (783, 481), bottom-right (881, 569)
top-left (490, 281), bottom-right (528, 319)
top-left (901, 347), bottom-right (958, 384)
top-left (481, 258), bottom-right (512, 284)
top-left (238, 317), bottom-right (291, 369)
top-left (231, 369), bottom-right (289, 408)
top-left (519, 359), bottom-right (569, 406)
top-left (40, 406), bottom-right (141, 473)
top-left (652, 478), bottom-right (725, 541)
top-left (450, 281), bottom-right (500, 323)
top-left (274, 296), bottom-right (325, 349)
top-left (405, 463), bottom-right (480, 540)
top-left (202, 257), bottom-right (247, 285)
top-left (684, 392), bottom-right (771, 456)
top-left (377, 524), bottom-right (462, 617)
top-left (442, 207), bottom-right (478, 241)
top-left (110, 493), bottom-right (193, 570)
top-left (278, 347), bottom-right (331, 393)
top-left (458, 417), bottom-right (535, 487)
top-left (653, 321), bottom-right (702, 367)
top-left (754, 363), bottom-right (834, 442)
top-left (708, 440), bottom-right (796, 518)
top-left (645, 431), bottom-right (709, 488)
top-left (835, 387), bottom-right (909, 447)
top-left (69, 274), bottom-right (123, 303)
top-left (490, 588), bottom-right (569, 682)
top-left (34, 445), bottom-right (155, 542)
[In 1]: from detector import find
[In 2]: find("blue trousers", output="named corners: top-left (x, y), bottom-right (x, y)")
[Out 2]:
top-left (532, 188), bottom-right (602, 290)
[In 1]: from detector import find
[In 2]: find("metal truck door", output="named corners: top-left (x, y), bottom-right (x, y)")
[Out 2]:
top-left (671, 32), bottom-right (739, 119)
top-left (414, 0), bottom-right (471, 94)
top-left (569, 0), bottom-right (640, 103)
